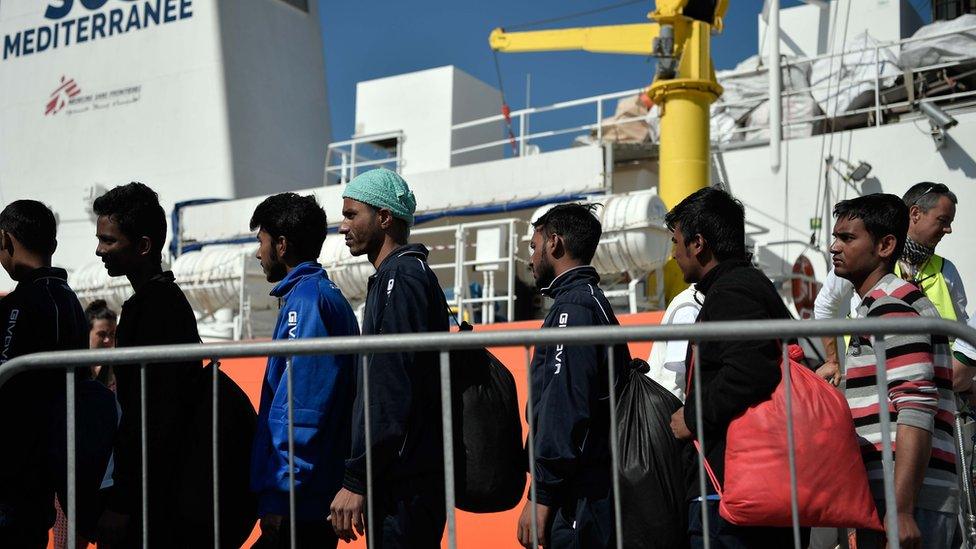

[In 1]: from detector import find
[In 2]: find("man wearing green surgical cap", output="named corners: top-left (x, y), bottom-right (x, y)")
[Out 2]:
top-left (329, 169), bottom-right (449, 548)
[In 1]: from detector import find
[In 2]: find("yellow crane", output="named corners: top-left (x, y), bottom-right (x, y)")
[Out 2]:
top-left (489, 0), bottom-right (728, 209)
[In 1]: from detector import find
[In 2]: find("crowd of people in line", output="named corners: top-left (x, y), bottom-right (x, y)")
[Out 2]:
top-left (0, 169), bottom-right (971, 549)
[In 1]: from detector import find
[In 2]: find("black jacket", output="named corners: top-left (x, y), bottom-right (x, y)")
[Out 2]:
top-left (344, 244), bottom-right (450, 494)
top-left (682, 259), bottom-right (791, 500)
top-left (109, 272), bottom-right (201, 519)
top-left (0, 268), bottom-right (88, 529)
top-left (529, 266), bottom-right (630, 507)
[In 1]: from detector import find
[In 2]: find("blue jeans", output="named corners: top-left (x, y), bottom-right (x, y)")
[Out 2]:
top-left (689, 501), bottom-right (808, 549)
top-left (856, 500), bottom-right (955, 549)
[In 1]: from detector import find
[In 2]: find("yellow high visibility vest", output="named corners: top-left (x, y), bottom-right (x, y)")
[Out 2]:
top-left (895, 255), bottom-right (956, 321)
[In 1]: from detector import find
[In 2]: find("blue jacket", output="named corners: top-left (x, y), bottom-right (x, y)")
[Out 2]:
top-left (529, 266), bottom-right (630, 507)
top-left (250, 262), bottom-right (359, 519)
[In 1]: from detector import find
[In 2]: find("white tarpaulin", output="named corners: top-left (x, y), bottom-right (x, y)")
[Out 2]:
top-left (809, 31), bottom-right (901, 116)
top-left (900, 14), bottom-right (976, 69)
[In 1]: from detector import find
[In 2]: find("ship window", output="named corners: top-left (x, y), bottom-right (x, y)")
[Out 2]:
top-left (278, 0), bottom-right (308, 12)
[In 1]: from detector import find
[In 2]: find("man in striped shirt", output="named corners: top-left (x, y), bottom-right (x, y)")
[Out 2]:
top-left (831, 194), bottom-right (958, 549)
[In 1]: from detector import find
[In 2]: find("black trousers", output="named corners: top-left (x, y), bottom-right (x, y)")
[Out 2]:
top-left (689, 500), bottom-right (810, 549)
top-left (251, 519), bottom-right (338, 549)
top-left (371, 476), bottom-right (446, 549)
top-left (548, 492), bottom-right (616, 549)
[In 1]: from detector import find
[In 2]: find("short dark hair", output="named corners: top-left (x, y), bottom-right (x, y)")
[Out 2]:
top-left (902, 182), bottom-right (957, 212)
top-left (0, 200), bottom-right (58, 256)
top-left (84, 299), bottom-right (117, 328)
top-left (532, 203), bottom-right (602, 264)
top-left (833, 193), bottom-right (909, 264)
top-left (665, 187), bottom-right (746, 262)
top-left (93, 182), bottom-right (167, 261)
top-left (250, 193), bottom-right (328, 261)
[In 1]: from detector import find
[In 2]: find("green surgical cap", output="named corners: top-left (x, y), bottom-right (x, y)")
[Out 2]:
top-left (342, 168), bottom-right (417, 226)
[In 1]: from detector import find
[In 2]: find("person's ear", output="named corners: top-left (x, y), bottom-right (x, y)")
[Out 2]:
top-left (0, 230), bottom-right (12, 256)
top-left (274, 235), bottom-right (288, 260)
top-left (909, 204), bottom-right (922, 224)
top-left (548, 232), bottom-right (566, 260)
top-left (688, 234), bottom-right (706, 258)
top-left (136, 236), bottom-right (152, 258)
top-left (877, 234), bottom-right (898, 261)
top-left (377, 208), bottom-right (395, 231)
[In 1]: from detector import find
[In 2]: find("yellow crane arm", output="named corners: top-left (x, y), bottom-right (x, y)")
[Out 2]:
top-left (489, 23), bottom-right (660, 56)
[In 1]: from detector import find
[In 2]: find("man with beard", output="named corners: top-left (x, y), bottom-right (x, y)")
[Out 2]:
top-left (814, 182), bottom-right (964, 385)
top-left (516, 203), bottom-right (629, 549)
top-left (248, 193), bottom-right (359, 548)
top-left (329, 169), bottom-right (449, 548)
top-left (92, 183), bottom-right (203, 547)
top-left (830, 194), bottom-right (957, 549)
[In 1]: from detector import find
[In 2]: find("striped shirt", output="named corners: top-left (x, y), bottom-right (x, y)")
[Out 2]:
top-left (846, 274), bottom-right (958, 514)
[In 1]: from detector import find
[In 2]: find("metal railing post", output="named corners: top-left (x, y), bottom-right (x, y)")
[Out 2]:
top-left (606, 348), bottom-right (623, 549)
top-left (524, 346), bottom-right (539, 549)
top-left (873, 334), bottom-right (900, 549)
top-left (782, 342), bottom-right (801, 548)
top-left (212, 359), bottom-right (221, 549)
top-left (693, 346), bottom-right (710, 549)
top-left (139, 363), bottom-right (149, 548)
top-left (596, 99), bottom-right (603, 142)
top-left (518, 113), bottom-right (527, 157)
top-left (363, 354), bottom-right (375, 549)
top-left (286, 356), bottom-right (297, 549)
top-left (874, 45), bottom-right (883, 127)
top-left (439, 350), bottom-right (457, 548)
top-left (66, 368), bottom-right (77, 549)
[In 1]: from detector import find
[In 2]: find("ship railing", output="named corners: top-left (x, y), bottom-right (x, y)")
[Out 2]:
top-left (1, 317), bottom-right (975, 549)
top-left (325, 130), bottom-right (405, 184)
top-left (448, 24), bottom-right (976, 157)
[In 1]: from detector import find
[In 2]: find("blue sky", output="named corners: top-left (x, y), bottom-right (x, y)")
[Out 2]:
top-left (317, 1), bottom-right (811, 143)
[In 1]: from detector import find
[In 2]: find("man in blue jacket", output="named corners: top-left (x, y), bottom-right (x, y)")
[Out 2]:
top-left (517, 203), bottom-right (630, 549)
top-left (249, 193), bottom-right (359, 548)
top-left (329, 169), bottom-right (450, 548)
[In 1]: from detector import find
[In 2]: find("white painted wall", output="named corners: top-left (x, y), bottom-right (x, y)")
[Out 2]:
top-left (354, 66), bottom-right (503, 175)
top-left (0, 0), bottom-right (330, 290)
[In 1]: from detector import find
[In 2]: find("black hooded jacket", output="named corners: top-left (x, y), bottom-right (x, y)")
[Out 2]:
top-left (528, 266), bottom-right (630, 507)
top-left (343, 244), bottom-right (450, 494)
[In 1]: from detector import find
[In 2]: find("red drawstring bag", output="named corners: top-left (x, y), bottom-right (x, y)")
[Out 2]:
top-left (691, 345), bottom-right (882, 530)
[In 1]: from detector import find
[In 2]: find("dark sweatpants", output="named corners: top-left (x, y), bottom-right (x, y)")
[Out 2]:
top-left (549, 492), bottom-right (616, 549)
top-left (689, 501), bottom-right (810, 549)
top-left (371, 476), bottom-right (446, 549)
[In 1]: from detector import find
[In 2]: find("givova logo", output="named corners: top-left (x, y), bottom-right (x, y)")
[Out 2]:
top-left (2, 0), bottom-right (194, 62)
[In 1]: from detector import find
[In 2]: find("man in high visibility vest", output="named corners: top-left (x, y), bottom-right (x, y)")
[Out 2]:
top-left (814, 182), bottom-right (966, 385)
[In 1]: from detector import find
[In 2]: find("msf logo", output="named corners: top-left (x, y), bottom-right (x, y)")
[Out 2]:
top-left (552, 312), bottom-right (569, 374)
top-left (45, 0), bottom-right (137, 20)
top-left (46, 76), bottom-right (81, 116)
top-left (1, 309), bottom-right (20, 364)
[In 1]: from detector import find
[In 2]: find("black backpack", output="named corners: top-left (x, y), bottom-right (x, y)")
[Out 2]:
top-left (447, 318), bottom-right (526, 513)
top-left (616, 358), bottom-right (689, 549)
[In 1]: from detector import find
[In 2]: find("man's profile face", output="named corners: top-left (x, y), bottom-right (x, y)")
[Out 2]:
top-left (910, 195), bottom-right (955, 249)
top-left (830, 216), bottom-right (882, 282)
top-left (95, 215), bottom-right (141, 277)
top-left (339, 198), bottom-right (382, 258)
top-left (529, 228), bottom-right (556, 288)
top-left (670, 223), bottom-right (701, 283)
top-left (255, 228), bottom-right (287, 283)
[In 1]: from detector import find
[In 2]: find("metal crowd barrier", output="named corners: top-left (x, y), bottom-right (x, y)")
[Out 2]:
top-left (1, 317), bottom-right (975, 549)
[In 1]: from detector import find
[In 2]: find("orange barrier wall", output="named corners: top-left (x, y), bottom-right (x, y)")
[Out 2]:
top-left (52, 312), bottom-right (662, 548)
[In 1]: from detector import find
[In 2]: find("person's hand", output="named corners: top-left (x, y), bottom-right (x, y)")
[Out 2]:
top-left (671, 407), bottom-right (692, 440)
top-left (516, 500), bottom-right (552, 547)
top-left (329, 487), bottom-right (366, 542)
top-left (816, 360), bottom-right (842, 386)
top-left (885, 511), bottom-right (921, 549)
top-left (96, 509), bottom-right (130, 548)
top-left (258, 513), bottom-right (283, 542)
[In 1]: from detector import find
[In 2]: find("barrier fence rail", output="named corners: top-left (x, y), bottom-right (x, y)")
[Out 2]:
top-left (1, 317), bottom-right (975, 549)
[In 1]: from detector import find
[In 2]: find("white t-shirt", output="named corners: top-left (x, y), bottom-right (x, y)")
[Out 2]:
top-left (955, 315), bottom-right (976, 363)
top-left (647, 285), bottom-right (702, 402)
top-left (814, 259), bottom-right (969, 322)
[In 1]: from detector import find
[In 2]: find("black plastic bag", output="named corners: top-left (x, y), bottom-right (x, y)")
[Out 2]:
top-left (450, 321), bottom-right (526, 513)
top-left (617, 358), bottom-right (689, 549)
top-left (174, 362), bottom-right (258, 548)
